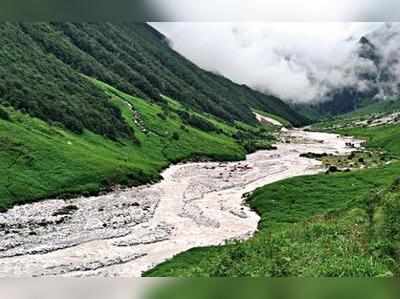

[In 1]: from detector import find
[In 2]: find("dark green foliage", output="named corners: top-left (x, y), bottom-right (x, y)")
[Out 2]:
top-left (233, 127), bottom-right (275, 153)
top-left (157, 112), bottom-right (167, 120)
top-left (177, 110), bottom-right (218, 132)
top-left (2, 22), bottom-right (306, 131)
top-left (0, 107), bottom-right (10, 121)
top-left (0, 23), bottom-right (133, 140)
top-left (390, 177), bottom-right (400, 191)
top-left (382, 195), bottom-right (400, 242)
top-left (172, 132), bottom-right (180, 140)
top-left (186, 115), bottom-right (218, 133)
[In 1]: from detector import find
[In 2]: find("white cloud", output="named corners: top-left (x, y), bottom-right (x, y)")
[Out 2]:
top-left (152, 22), bottom-right (387, 103)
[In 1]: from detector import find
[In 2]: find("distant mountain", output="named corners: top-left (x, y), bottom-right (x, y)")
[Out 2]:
top-left (297, 23), bottom-right (400, 120)
top-left (0, 23), bottom-right (307, 139)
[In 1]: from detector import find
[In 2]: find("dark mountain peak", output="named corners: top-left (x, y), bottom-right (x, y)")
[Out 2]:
top-left (359, 36), bottom-right (374, 47)
top-left (358, 36), bottom-right (380, 64)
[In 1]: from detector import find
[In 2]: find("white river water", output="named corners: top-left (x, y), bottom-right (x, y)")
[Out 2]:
top-left (0, 129), bottom-right (362, 277)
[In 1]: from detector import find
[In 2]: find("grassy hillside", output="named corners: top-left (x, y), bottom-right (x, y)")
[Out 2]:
top-left (0, 78), bottom-right (279, 211)
top-left (336, 125), bottom-right (400, 158)
top-left (0, 22), bottom-right (305, 211)
top-left (0, 22), bottom-right (307, 136)
top-left (312, 112), bottom-right (400, 158)
top-left (0, 23), bottom-right (132, 140)
top-left (350, 98), bottom-right (400, 116)
top-left (293, 97), bottom-right (400, 123)
top-left (145, 123), bottom-right (400, 277)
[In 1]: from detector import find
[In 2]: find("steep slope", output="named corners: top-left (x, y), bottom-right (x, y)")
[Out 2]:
top-left (0, 23), bottom-right (133, 140)
top-left (0, 22), bottom-right (307, 209)
top-left (7, 22), bottom-right (307, 129)
top-left (0, 77), bottom-right (279, 211)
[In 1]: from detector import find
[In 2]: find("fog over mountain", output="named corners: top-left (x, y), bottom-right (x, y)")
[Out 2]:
top-left (152, 23), bottom-right (400, 104)
top-left (361, 23), bottom-right (400, 98)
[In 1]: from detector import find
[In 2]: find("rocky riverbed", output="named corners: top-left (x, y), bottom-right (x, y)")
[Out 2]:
top-left (0, 130), bottom-right (362, 277)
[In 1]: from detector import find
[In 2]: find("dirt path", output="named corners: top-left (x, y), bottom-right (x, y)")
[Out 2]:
top-left (0, 130), bottom-right (362, 277)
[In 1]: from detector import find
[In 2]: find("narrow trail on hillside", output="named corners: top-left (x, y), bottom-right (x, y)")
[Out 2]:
top-left (0, 129), bottom-right (362, 277)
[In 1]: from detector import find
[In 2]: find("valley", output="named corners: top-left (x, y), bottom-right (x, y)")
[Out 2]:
top-left (0, 129), bottom-right (361, 277)
top-left (1, 22), bottom-right (400, 279)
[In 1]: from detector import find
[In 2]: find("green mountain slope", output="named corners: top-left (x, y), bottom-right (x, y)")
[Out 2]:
top-left (0, 78), bottom-right (278, 211)
top-left (0, 23), bottom-right (132, 140)
top-left (293, 97), bottom-right (400, 122)
top-left (350, 97), bottom-right (400, 117)
top-left (0, 22), bottom-right (307, 210)
top-left (0, 22), bottom-right (307, 134)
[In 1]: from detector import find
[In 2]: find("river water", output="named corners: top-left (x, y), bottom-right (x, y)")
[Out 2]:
top-left (0, 130), bottom-right (361, 277)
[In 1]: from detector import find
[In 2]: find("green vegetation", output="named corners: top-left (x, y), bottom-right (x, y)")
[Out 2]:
top-left (147, 279), bottom-right (398, 299)
top-left (350, 97), bottom-right (400, 117)
top-left (0, 23), bottom-right (132, 140)
top-left (0, 21), bottom-right (305, 210)
top-left (0, 22), bottom-right (306, 134)
top-left (145, 122), bottom-right (400, 277)
top-left (176, 110), bottom-right (220, 133)
top-left (288, 102), bottom-right (325, 122)
top-left (3, 21), bottom-right (399, 278)
top-left (0, 106), bottom-right (10, 121)
top-left (0, 77), bottom-right (280, 211)
top-left (146, 166), bottom-right (400, 277)
top-left (293, 94), bottom-right (400, 123)
top-left (336, 125), bottom-right (400, 158)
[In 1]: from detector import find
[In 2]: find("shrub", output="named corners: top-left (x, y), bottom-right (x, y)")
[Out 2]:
top-left (0, 107), bottom-right (10, 121)
top-left (157, 112), bottom-right (167, 120)
top-left (390, 177), bottom-right (400, 192)
top-left (177, 110), bottom-right (217, 132)
top-left (187, 115), bottom-right (217, 132)
top-left (172, 132), bottom-right (180, 140)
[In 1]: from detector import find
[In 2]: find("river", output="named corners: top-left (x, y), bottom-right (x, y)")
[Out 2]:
top-left (0, 129), bottom-right (362, 277)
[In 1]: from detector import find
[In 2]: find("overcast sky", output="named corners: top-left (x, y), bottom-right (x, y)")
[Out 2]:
top-left (152, 0), bottom-right (400, 21)
top-left (152, 22), bottom-right (391, 103)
